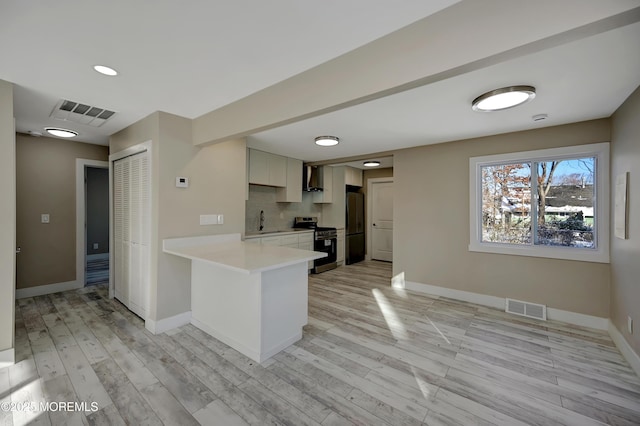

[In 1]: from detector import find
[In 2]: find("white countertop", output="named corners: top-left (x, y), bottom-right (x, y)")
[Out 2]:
top-left (244, 229), bottom-right (314, 238)
top-left (163, 234), bottom-right (326, 274)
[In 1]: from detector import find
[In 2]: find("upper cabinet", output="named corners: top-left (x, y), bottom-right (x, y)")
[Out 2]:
top-left (276, 157), bottom-right (303, 203)
top-left (248, 149), bottom-right (286, 187)
top-left (345, 166), bottom-right (363, 187)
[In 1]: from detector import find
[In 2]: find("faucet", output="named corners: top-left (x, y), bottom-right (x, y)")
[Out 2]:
top-left (259, 210), bottom-right (265, 231)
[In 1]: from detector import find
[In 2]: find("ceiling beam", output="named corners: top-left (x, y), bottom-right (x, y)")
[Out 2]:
top-left (192, 0), bottom-right (640, 147)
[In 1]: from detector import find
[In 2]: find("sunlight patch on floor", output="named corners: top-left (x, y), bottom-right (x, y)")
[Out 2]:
top-left (426, 317), bottom-right (451, 345)
top-left (411, 366), bottom-right (436, 400)
top-left (391, 271), bottom-right (405, 289)
top-left (391, 286), bottom-right (408, 299)
top-left (372, 288), bottom-right (408, 340)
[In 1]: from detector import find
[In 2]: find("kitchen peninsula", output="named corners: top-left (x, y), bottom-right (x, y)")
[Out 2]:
top-left (163, 233), bottom-right (326, 363)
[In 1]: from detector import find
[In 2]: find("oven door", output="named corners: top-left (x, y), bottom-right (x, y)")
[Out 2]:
top-left (313, 236), bottom-right (337, 273)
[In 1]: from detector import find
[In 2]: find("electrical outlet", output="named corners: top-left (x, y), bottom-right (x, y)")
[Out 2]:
top-left (200, 214), bottom-right (218, 225)
top-left (628, 316), bottom-right (633, 334)
top-left (41, 214), bottom-right (50, 224)
top-left (93, 243), bottom-right (99, 250)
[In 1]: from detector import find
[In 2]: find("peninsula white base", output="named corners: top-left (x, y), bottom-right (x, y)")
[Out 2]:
top-left (163, 233), bottom-right (324, 364)
top-left (190, 257), bottom-right (309, 363)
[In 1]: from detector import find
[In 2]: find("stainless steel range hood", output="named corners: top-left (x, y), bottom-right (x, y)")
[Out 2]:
top-left (303, 165), bottom-right (323, 192)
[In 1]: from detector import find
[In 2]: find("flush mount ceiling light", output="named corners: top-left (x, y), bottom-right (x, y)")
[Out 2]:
top-left (363, 160), bottom-right (380, 167)
top-left (315, 136), bottom-right (339, 146)
top-left (45, 127), bottom-right (78, 138)
top-left (93, 65), bottom-right (118, 76)
top-left (472, 85), bottom-right (536, 112)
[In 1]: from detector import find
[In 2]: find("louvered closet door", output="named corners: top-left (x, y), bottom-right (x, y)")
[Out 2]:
top-left (113, 158), bottom-right (128, 305)
top-left (113, 151), bottom-right (150, 319)
top-left (128, 153), bottom-right (150, 318)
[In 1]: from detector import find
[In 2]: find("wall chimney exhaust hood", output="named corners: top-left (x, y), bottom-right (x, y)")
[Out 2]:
top-left (303, 165), bottom-right (323, 192)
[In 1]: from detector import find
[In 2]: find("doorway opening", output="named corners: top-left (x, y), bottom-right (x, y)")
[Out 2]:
top-left (76, 159), bottom-right (109, 288)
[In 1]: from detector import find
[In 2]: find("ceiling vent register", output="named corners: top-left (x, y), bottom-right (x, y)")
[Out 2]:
top-left (50, 99), bottom-right (116, 127)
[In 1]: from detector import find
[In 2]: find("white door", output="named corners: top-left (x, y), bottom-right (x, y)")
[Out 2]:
top-left (371, 181), bottom-right (393, 262)
top-left (113, 151), bottom-right (150, 319)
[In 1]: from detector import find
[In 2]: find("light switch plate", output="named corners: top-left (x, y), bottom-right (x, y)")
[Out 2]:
top-left (41, 214), bottom-right (50, 224)
top-left (628, 316), bottom-right (633, 334)
top-left (217, 214), bottom-right (224, 224)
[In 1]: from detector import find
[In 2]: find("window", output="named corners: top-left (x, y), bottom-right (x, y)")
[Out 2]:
top-left (469, 143), bottom-right (609, 263)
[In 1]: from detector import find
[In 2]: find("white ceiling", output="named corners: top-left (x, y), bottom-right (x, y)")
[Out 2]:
top-left (249, 20), bottom-right (640, 162)
top-left (2, 1), bottom-right (640, 163)
top-left (1, 0), bottom-right (457, 145)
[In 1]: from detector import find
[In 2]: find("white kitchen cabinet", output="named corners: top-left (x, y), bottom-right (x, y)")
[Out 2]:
top-left (345, 166), bottom-right (363, 187)
top-left (298, 233), bottom-right (314, 269)
top-left (248, 149), bottom-right (286, 187)
top-left (248, 149), bottom-right (269, 185)
top-left (113, 150), bottom-right (150, 319)
top-left (276, 157), bottom-right (303, 203)
top-left (336, 228), bottom-right (345, 265)
top-left (261, 236), bottom-right (282, 246)
top-left (244, 231), bottom-right (315, 270)
top-left (280, 234), bottom-right (299, 248)
top-left (313, 166), bottom-right (333, 203)
top-left (269, 154), bottom-right (287, 187)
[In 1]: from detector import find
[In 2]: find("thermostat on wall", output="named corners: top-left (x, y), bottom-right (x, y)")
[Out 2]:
top-left (176, 177), bottom-right (189, 188)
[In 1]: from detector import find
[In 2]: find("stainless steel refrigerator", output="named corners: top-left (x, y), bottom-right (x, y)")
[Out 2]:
top-left (346, 191), bottom-right (365, 264)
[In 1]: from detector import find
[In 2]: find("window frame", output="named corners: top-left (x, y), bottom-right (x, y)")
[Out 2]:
top-left (469, 143), bottom-right (609, 263)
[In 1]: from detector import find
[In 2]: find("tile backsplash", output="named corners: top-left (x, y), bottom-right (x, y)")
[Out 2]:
top-left (246, 185), bottom-right (322, 231)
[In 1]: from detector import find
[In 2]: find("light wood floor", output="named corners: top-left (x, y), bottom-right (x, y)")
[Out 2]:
top-left (2, 261), bottom-right (640, 425)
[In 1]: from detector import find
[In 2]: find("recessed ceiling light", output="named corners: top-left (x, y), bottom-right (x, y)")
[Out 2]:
top-left (472, 85), bottom-right (536, 112)
top-left (93, 65), bottom-right (118, 76)
top-left (363, 160), bottom-right (380, 167)
top-left (45, 127), bottom-right (78, 138)
top-left (315, 136), bottom-right (339, 146)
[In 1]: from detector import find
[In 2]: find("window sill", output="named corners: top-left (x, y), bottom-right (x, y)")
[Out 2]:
top-left (468, 242), bottom-right (609, 263)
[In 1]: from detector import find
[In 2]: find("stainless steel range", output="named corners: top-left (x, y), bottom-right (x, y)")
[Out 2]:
top-left (294, 217), bottom-right (337, 273)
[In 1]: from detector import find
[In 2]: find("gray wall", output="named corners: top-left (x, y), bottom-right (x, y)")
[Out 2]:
top-left (15, 133), bottom-right (108, 289)
top-left (610, 85), bottom-right (640, 355)
top-left (110, 112), bottom-right (247, 323)
top-left (0, 79), bottom-right (15, 358)
top-left (394, 119), bottom-right (611, 317)
top-left (86, 167), bottom-right (109, 255)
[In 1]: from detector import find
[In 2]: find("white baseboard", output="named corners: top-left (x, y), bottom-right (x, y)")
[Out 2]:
top-left (402, 280), bottom-right (504, 310)
top-left (609, 320), bottom-right (640, 378)
top-left (87, 253), bottom-right (109, 261)
top-left (191, 318), bottom-right (261, 362)
top-left (547, 308), bottom-right (608, 330)
top-left (190, 318), bottom-right (298, 363)
top-left (0, 348), bottom-right (14, 369)
top-left (401, 280), bottom-right (608, 330)
top-left (145, 311), bottom-right (192, 335)
top-left (16, 280), bottom-right (82, 299)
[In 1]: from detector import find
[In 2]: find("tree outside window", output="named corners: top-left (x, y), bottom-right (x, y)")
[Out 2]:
top-left (479, 156), bottom-right (597, 249)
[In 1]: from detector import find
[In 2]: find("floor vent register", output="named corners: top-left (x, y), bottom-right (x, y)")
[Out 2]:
top-left (505, 298), bottom-right (547, 320)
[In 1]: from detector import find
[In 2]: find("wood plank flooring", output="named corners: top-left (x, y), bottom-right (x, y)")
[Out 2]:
top-left (3, 260), bottom-right (639, 425)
